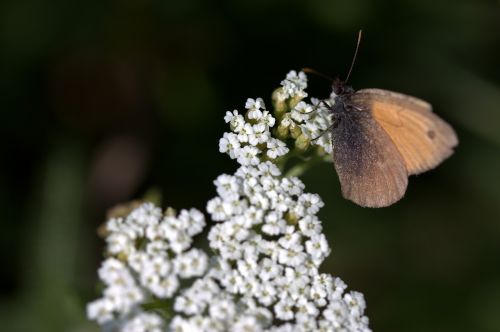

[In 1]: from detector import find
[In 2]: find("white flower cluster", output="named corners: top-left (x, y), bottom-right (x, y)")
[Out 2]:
top-left (277, 70), bottom-right (308, 100)
top-left (170, 161), bottom-right (370, 331)
top-left (87, 70), bottom-right (371, 332)
top-left (87, 203), bottom-right (208, 329)
top-left (273, 70), bottom-right (333, 155)
top-left (219, 97), bottom-right (289, 166)
top-left (293, 98), bottom-right (333, 154)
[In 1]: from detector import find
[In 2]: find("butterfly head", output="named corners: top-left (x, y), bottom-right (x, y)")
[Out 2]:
top-left (332, 77), bottom-right (354, 96)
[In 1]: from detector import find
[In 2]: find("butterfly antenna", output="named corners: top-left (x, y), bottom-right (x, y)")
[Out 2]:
top-left (302, 67), bottom-right (334, 82)
top-left (345, 29), bottom-right (363, 83)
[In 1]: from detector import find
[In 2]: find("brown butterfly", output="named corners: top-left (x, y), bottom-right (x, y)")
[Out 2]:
top-left (305, 31), bottom-right (458, 208)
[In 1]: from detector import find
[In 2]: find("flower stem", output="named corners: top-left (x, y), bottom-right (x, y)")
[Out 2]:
top-left (283, 155), bottom-right (325, 178)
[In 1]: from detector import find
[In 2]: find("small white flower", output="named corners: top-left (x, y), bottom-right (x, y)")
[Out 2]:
top-left (210, 298), bottom-right (236, 321)
top-left (207, 197), bottom-right (233, 221)
top-left (237, 145), bottom-right (260, 166)
top-left (296, 193), bottom-right (324, 216)
top-left (233, 316), bottom-right (262, 332)
top-left (248, 123), bottom-right (270, 145)
top-left (237, 123), bottom-right (254, 143)
top-left (180, 208), bottom-right (206, 236)
top-left (280, 177), bottom-right (305, 196)
top-left (214, 174), bottom-right (240, 199)
top-left (278, 246), bottom-right (307, 267)
top-left (169, 316), bottom-right (191, 331)
top-left (245, 97), bottom-right (265, 112)
top-left (122, 312), bottom-right (164, 332)
top-left (219, 132), bottom-right (241, 159)
top-left (298, 215), bottom-right (323, 237)
top-left (127, 203), bottom-right (162, 227)
top-left (106, 232), bottom-right (133, 255)
top-left (291, 101), bottom-right (313, 122)
top-left (266, 138), bottom-right (289, 159)
top-left (225, 110), bottom-right (246, 132)
top-left (220, 270), bottom-right (244, 294)
top-left (245, 98), bottom-right (266, 120)
top-left (256, 282), bottom-right (277, 306)
top-left (242, 206), bottom-right (264, 226)
top-left (174, 294), bottom-right (204, 315)
top-left (274, 297), bottom-right (295, 321)
top-left (261, 110), bottom-right (276, 127)
top-left (166, 229), bottom-right (193, 254)
top-left (150, 274), bottom-right (179, 298)
top-left (174, 248), bottom-right (208, 278)
top-left (280, 70), bottom-right (308, 99)
top-left (258, 162), bottom-right (281, 177)
top-left (305, 234), bottom-right (331, 263)
top-left (278, 231), bottom-right (302, 250)
top-left (98, 258), bottom-right (133, 285)
top-left (262, 211), bottom-right (286, 235)
top-left (344, 291), bottom-right (367, 317)
top-left (259, 257), bottom-right (282, 281)
top-left (86, 298), bottom-right (114, 324)
top-left (296, 297), bottom-right (319, 319)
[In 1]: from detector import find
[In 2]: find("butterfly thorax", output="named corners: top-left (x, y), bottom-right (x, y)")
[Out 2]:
top-left (330, 79), bottom-right (361, 120)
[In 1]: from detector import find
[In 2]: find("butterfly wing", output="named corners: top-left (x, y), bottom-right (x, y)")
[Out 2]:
top-left (352, 89), bottom-right (458, 175)
top-left (331, 109), bottom-right (408, 208)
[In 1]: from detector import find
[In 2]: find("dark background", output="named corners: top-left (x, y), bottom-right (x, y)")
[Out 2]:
top-left (1, 0), bottom-right (500, 331)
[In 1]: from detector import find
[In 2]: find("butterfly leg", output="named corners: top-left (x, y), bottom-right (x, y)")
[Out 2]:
top-left (300, 99), bottom-right (332, 115)
top-left (311, 121), bottom-right (337, 141)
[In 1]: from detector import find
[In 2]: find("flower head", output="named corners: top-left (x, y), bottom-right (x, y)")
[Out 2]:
top-left (88, 70), bottom-right (371, 332)
top-left (87, 204), bottom-right (207, 328)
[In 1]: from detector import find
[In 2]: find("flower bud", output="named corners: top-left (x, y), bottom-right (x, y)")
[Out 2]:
top-left (272, 88), bottom-right (288, 117)
top-left (164, 207), bottom-right (177, 217)
top-left (289, 123), bottom-right (302, 139)
top-left (316, 145), bottom-right (330, 158)
top-left (276, 123), bottom-right (290, 139)
top-left (285, 211), bottom-right (299, 225)
top-left (287, 94), bottom-right (303, 109)
top-left (295, 134), bottom-right (310, 151)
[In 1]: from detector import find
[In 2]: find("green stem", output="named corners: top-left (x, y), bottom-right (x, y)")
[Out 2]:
top-left (284, 162), bottom-right (310, 178)
top-left (283, 155), bottom-right (325, 178)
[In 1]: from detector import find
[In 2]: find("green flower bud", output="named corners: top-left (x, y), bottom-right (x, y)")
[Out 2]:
top-left (164, 207), bottom-right (177, 217)
top-left (295, 134), bottom-right (311, 151)
top-left (117, 252), bottom-right (128, 262)
top-left (316, 145), bottom-right (331, 158)
top-left (272, 88), bottom-right (288, 117)
top-left (288, 94), bottom-right (303, 109)
top-left (285, 211), bottom-right (299, 225)
top-left (276, 122), bottom-right (290, 139)
top-left (290, 123), bottom-right (302, 139)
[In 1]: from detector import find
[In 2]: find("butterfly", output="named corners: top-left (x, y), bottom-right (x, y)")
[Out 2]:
top-left (304, 31), bottom-right (458, 208)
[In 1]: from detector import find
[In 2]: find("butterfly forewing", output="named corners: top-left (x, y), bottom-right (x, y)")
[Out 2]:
top-left (352, 89), bottom-right (458, 175)
top-left (332, 109), bottom-right (408, 207)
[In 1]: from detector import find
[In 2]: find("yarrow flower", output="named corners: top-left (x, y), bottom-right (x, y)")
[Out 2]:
top-left (178, 161), bottom-right (368, 330)
top-left (87, 204), bottom-right (207, 329)
top-left (87, 70), bottom-right (371, 331)
top-left (220, 97), bottom-right (285, 166)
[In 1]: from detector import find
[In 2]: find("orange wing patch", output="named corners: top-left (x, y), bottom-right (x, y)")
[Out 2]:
top-left (352, 89), bottom-right (458, 175)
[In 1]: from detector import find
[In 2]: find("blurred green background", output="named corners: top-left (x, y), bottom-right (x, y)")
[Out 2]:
top-left (1, 0), bottom-right (500, 331)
